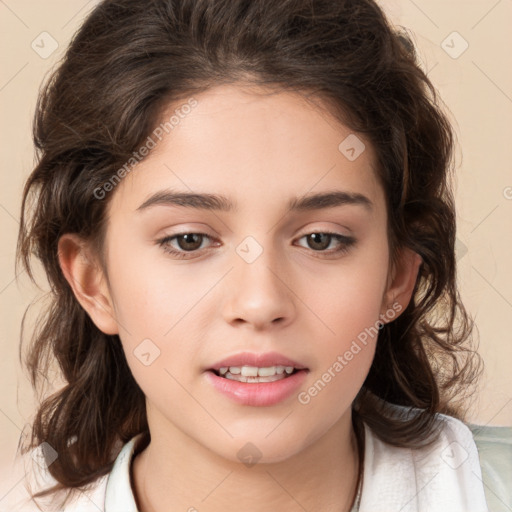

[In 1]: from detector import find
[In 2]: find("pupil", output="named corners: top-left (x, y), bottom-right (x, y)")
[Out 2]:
top-left (309, 233), bottom-right (329, 250)
top-left (179, 233), bottom-right (202, 251)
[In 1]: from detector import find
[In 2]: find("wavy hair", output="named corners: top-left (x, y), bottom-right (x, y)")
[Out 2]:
top-left (16, 0), bottom-right (481, 502)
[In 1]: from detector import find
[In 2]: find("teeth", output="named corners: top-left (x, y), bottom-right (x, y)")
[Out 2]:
top-left (257, 366), bottom-right (276, 377)
top-left (225, 373), bottom-right (286, 383)
top-left (216, 365), bottom-right (298, 381)
top-left (241, 366), bottom-right (259, 377)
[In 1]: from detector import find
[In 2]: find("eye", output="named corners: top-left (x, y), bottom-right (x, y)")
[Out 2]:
top-left (157, 232), bottom-right (217, 259)
top-left (295, 232), bottom-right (356, 257)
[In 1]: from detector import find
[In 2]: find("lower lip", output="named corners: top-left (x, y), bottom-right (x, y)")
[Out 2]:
top-left (204, 370), bottom-right (309, 407)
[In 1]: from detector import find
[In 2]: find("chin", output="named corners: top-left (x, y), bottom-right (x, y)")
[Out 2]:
top-left (209, 432), bottom-right (310, 466)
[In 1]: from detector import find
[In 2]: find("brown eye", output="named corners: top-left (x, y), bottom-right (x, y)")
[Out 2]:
top-left (306, 233), bottom-right (331, 251)
top-left (157, 232), bottom-right (216, 259)
top-left (296, 231), bottom-right (356, 257)
top-left (175, 233), bottom-right (204, 251)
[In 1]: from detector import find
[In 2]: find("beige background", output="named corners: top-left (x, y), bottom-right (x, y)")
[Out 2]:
top-left (1, 0), bottom-right (511, 504)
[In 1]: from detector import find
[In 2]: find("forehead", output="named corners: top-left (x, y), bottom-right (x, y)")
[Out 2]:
top-left (106, 84), bottom-right (384, 217)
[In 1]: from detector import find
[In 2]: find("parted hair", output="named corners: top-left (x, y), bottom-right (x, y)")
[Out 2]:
top-left (16, 0), bottom-right (481, 501)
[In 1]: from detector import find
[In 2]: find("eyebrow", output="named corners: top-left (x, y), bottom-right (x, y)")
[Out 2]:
top-left (136, 189), bottom-right (373, 213)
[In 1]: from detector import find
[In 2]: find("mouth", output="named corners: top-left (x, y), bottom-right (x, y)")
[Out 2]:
top-left (204, 360), bottom-right (310, 406)
top-left (209, 365), bottom-right (305, 383)
top-left (205, 351), bottom-right (309, 384)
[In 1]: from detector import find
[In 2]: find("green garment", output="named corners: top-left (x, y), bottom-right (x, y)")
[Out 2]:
top-left (469, 423), bottom-right (512, 512)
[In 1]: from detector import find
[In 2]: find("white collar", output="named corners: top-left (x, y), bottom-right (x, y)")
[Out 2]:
top-left (104, 434), bottom-right (142, 511)
top-left (104, 414), bottom-right (488, 512)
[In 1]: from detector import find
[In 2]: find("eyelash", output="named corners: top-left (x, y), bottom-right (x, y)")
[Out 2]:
top-left (156, 231), bottom-right (356, 260)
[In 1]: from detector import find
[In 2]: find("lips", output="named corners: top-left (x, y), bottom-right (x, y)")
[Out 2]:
top-left (206, 351), bottom-right (308, 372)
top-left (204, 351), bottom-right (309, 406)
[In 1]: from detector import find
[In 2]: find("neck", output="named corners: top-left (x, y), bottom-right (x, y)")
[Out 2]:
top-left (132, 411), bottom-right (363, 512)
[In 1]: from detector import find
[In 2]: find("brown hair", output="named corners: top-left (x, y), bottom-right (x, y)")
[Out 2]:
top-left (16, 0), bottom-right (481, 503)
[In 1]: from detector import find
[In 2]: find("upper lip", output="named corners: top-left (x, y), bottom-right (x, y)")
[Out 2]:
top-left (207, 351), bottom-right (308, 371)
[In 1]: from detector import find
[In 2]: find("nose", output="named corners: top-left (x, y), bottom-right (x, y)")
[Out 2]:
top-left (221, 246), bottom-right (296, 331)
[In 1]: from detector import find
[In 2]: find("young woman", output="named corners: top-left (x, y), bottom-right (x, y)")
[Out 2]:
top-left (14, 0), bottom-right (507, 510)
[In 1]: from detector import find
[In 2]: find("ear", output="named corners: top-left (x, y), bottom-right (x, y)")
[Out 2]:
top-left (57, 233), bottom-right (119, 335)
top-left (380, 247), bottom-right (422, 324)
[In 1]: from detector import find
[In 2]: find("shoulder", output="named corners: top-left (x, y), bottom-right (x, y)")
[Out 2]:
top-left (8, 433), bottom-right (145, 512)
top-left (8, 471), bottom-right (108, 512)
top-left (430, 413), bottom-right (512, 511)
top-left (359, 406), bottom-right (490, 512)
top-left (467, 422), bottom-right (512, 512)
top-left (432, 411), bottom-right (483, 463)
top-left (7, 442), bottom-right (109, 512)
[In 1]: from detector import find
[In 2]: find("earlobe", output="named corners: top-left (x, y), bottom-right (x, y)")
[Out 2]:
top-left (380, 247), bottom-right (422, 323)
top-left (57, 233), bottom-right (119, 335)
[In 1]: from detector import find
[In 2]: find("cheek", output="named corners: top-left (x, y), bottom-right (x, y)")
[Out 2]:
top-left (313, 245), bottom-right (389, 346)
top-left (105, 241), bottom-right (199, 341)
top-left (310, 277), bottom-right (382, 389)
top-left (104, 239), bottom-right (214, 375)
top-left (297, 272), bottom-right (384, 425)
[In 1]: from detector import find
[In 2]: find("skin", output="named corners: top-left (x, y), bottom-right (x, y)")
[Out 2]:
top-left (58, 83), bottom-right (421, 512)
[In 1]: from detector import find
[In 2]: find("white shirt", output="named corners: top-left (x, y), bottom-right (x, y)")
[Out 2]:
top-left (9, 413), bottom-right (489, 511)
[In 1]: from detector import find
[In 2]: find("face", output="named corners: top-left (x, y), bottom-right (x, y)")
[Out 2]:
top-left (92, 84), bottom-right (400, 462)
